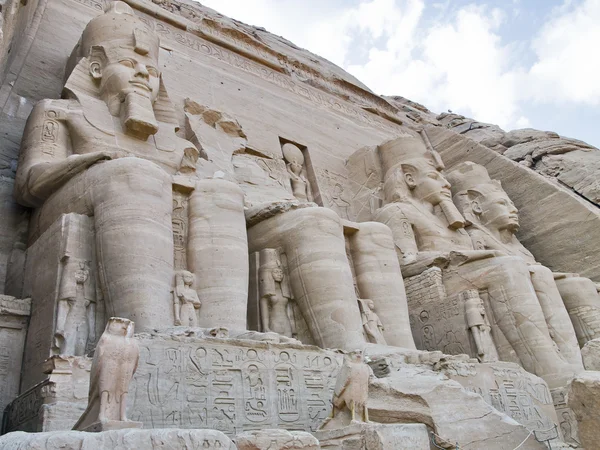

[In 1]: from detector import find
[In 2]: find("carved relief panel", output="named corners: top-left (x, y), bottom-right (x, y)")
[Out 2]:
top-left (406, 268), bottom-right (499, 361)
top-left (128, 336), bottom-right (342, 434)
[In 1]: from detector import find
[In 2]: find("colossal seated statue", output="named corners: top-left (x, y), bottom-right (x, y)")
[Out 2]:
top-left (374, 136), bottom-right (582, 388)
top-left (448, 162), bottom-right (600, 348)
top-left (15, 2), bottom-right (248, 334)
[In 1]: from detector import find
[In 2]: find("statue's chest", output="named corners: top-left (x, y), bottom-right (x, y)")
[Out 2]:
top-left (413, 215), bottom-right (472, 251)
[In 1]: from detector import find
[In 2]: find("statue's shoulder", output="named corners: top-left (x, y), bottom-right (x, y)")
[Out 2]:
top-left (30, 98), bottom-right (81, 122)
top-left (375, 202), bottom-right (416, 223)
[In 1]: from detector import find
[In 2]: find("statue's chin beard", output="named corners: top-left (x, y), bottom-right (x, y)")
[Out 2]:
top-left (120, 91), bottom-right (159, 140)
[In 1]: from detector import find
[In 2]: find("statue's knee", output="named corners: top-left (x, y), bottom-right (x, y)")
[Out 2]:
top-left (489, 256), bottom-right (532, 282)
top-left (94, 157), bottom-right (170, 201)
top-left (528, 264), bottom-right (553, 280)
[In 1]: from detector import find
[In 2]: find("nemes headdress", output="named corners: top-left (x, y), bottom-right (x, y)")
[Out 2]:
top-left (447, 162), bottom-right (505, 224)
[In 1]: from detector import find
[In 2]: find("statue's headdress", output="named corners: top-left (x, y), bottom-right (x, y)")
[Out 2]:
top-left (447, 162), bottom-right (505, 225)
top-left (378, 134), bottom-right (443, 204)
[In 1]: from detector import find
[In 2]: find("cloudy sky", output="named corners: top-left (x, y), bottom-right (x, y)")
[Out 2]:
top-left (196, 0), bottom-right (600, 147)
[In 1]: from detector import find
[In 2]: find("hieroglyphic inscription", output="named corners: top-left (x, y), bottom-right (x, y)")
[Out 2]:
top-left (453, 364), bottom-right (557, 435)
top-left (129, 336), bottom-right (341, 435)
top-left (405, 268), bottom-right (474, 357)
top-left (552, 387), bottom-right (581, 447)
top-left (172, 191), bottom-right (189, 270)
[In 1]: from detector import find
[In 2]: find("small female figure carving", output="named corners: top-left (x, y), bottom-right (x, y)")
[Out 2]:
top-left (173, 270), bottom-right (201, 326)
top-left (259, 249), bottom-right (296, 338)
top-left (282, 142), bottom-right (312, 202)
top-left (55, 259), bottom-right (95, 356)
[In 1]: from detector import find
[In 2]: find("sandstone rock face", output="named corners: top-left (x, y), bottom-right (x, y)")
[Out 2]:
top-left (438, 112), bottom-right (600, 208)
top-left (568, 371), bottom-right (600, 449)
top-left (0, 428), bottom-right (235, 449)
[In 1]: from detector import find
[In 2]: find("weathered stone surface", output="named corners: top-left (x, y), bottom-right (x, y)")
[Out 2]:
top-left (235, 429), bottom-right (320, 450)
top-left (366, 359), bottom-right (546, 449)
top-left (582, 338), bottom-right (600, 371)
top-left (0, 295), bottom-right (30, 421)
top-left (0, 428), bottom-right (235, 449)
top-left (568, 371), bottom-right (600, 450)
top-left (314, 423), bottom-right (430, 450)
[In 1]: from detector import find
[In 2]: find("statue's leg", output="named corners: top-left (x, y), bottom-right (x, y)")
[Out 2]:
top-left (448, 256), bottom-right (579, 388)
top-left (120, 392), bottom-right (128, 421)
top-left (188, 180), bottom-right (248, 330)
top-left (364, 405), bottom-right (369, 422)
top-left (90, 158), bottom-right (174, 332)
top-left (528, 265), bottom-right (583, 368)
top-left (248, 207), bottom-right (365, 350)
top-left (348, 221), bottom-right (416, 349)
top-left (555, 275), bottom-right (600, 346)
top-left (99, 390), bottom-right (110, 422)
top-left (350, 400), bottom-right (356, 421)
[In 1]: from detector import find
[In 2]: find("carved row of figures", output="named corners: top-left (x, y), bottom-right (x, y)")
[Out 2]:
top-left (14, 2), bottom-right (600, 393)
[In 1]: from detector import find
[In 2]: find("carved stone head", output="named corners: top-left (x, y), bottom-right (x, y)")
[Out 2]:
top-left (379, 136), bottom-right (450, 206)
top-left (64, 2), bottom-right (179, 139)
top-left (449, 162), bottom-right (519, 233)
top-left (106, 317), bottom-right (135, 337)
top-left (181, 270), bottom-right (195, 287)
top-left (82, 2), bottom-right (161, 104)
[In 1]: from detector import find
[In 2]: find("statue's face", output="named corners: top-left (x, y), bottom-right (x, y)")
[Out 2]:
top-left (108, 320), bottom-right (129, 335)
top-left (97, 47), bottom-right (160, 103)
top-left (75, 269), bottom-right (88, 284)
top-left (272, 268), bottom-right (284, 282)
top-left (367, 300), bottom-right (375, 310)
top-left (477, 191), bottom-right (519, 232)
top-left (289, 161), bottom-right (303, 175)
top-left (408, 167), bottom-right (452, 205)
top-left (183, 272), bottom-right (194, 286)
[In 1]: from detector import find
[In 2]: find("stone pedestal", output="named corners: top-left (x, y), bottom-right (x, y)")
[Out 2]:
top-left (5, 329), bottom-right (343, 435)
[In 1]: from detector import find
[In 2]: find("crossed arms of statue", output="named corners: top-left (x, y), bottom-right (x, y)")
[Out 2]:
top-left (15, 100), bottom-right (126, 207)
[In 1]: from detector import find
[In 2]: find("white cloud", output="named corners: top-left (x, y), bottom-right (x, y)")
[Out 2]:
top-left (526, 0), bottom-right (600, 105)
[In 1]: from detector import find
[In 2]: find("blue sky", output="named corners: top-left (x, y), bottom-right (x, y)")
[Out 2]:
top-left (197, 0), bottom-right (600, 147)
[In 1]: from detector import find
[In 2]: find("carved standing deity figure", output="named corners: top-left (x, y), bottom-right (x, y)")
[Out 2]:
top-left (374, 135), bottom-right (581, 388)
top-left (258, 249), bottom-right (296, 338)
top-left (73, 317), bottom-right (141, 432)
top-left (448, 161), bottom-right (600, 349)
top-left (282, 143), bottom-right (312, 202)
top-left (173, 270), bottom-right (201, 326)
top-left (15, 2), bottom-right (248, 332)
top-left (358, 299), bottom-right (386, 345)
top-left (55, 259), bottom-right (95, 356)
top-left (320, 350), bottom-right (372, 430)
top-left (461, 290), bottom-right (499, 362)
